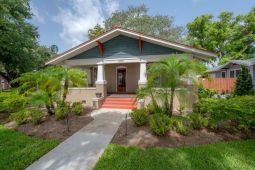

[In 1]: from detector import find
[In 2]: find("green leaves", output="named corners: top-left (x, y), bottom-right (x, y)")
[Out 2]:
top-left (187, 7), bottom-right (255, 63)
top-left (234, 65), bottom-right (254, 96)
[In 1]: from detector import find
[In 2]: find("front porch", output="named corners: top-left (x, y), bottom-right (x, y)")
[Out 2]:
top-left (66, 60), bottom-right (147, 109)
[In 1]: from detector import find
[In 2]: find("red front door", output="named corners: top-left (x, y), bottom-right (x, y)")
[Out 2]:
top-left (117, 69), bottom-right (126, 93)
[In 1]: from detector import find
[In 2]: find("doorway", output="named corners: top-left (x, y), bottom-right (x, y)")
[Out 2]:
top-left (117, 68), bottom-right (126, 93)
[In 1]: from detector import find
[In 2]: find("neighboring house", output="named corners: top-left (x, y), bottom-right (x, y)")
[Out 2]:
top-left (46, 27), bottom-right (216, 109)
top-left (0, 75), bottom-right (10, 90)
top-left (205, 58), bottom-right (255, 93)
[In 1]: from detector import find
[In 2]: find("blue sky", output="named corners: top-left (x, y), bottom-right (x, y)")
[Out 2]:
top-left (30, 0), bottom-right (255, 53)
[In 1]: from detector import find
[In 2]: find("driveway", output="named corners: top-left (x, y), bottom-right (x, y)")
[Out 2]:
top-left (26, 109), bottom-right (130, 170)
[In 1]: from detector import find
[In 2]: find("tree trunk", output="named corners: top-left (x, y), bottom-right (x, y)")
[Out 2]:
top-left (164, 88), bottom-right (169, 114)
top-left (46, 104), bottom-right (54, 115)
top-left (62, 77), bottom-right (68, 102)
top-left (169, 88), bottom-right (175, 117)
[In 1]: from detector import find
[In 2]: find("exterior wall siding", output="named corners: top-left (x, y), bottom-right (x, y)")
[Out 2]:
top-left (70, 35), bottom-right (181, 60)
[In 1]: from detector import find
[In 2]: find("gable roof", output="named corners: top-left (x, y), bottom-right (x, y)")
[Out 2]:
top-left (208, 58), bottom-right (255, 72)
top-left (46, 27), bottom-right (217, 65)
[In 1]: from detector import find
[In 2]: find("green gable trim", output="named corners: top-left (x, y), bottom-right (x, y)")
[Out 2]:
top-left (69, 35), bottom-right (181, 60)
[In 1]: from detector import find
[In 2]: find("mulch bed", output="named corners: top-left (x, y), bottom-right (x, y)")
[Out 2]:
top-left (17, 108), bottom-right (94, 142)
top-left (111, 119), bottom-right (255, 148)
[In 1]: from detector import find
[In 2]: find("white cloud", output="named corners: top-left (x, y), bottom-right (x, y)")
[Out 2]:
top-left (54, 0), bottom-right (119, 47)
top-left (31, 2), bottom-right (45, 23)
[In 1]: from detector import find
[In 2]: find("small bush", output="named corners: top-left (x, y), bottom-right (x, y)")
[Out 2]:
top-left (10, 110), bottom-right (30, 125)
top-left (55, 102), bottom-right (69, 120)
top-left (130, 109), bottom-right (148, 126)
top-left (30, 110), bottom-right (44, 125)
top-left (0, 91), bottom-right (27, 112)
top-left (171, 117), bottom-right (189, 136)
top-left (194, 96), bottom-right (255, 131)
top-left (71, 102), bottom-right (83, 115)
top-left (150, 113), bottom-right (171, 136)
top-left (188, 112), bottom-right (208, 129)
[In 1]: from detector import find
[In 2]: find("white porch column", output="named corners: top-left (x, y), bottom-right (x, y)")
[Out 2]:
top-left (138, 61), bottom-right (147, 86)
top-left (96, 63), bottom-right (106, 84)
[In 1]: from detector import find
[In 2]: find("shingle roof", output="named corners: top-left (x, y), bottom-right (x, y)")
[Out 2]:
top-left (208, 58), bottom-right (255, 72)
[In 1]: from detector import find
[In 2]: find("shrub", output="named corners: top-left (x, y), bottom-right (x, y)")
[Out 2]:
top-left (71, 102), bottom-right (83, 115)
top-left (150, 113), bottom-right (171, 136)
top-left (171, 116), bottom-right (189, 136)
top-left (30, 110), bottom-right (44, 125)
top-left (194, 96), bottom-right (255, 131)
top-left (188, 112), bottom-right (208, 129)
top-left (234, 65), bottom-right (253, 96)
top-left (55, 102), bottom-right (69, 120)
top-left (146, 102), bottom-right (162, 114)
top-left (10, 110), bottom-right (30, 125)
top-left (0, 91), bottom-right (27, 112)
top-left (197, 85), bottom-right (217, 99)
top-left (130, 109), bottom-right (148, 126)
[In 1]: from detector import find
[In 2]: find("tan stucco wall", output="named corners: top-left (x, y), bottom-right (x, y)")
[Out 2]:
top-left (66, 88), bottom-right (97, 107)
top-left (105, 63), bottom-right (139, 93)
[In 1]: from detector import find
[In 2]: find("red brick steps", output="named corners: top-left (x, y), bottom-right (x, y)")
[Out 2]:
top-left (101, 96), bottom-right (137, 109)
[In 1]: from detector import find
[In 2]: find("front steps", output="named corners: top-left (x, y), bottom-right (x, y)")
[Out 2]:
top-left (101, 95), bottom-right (137, 109)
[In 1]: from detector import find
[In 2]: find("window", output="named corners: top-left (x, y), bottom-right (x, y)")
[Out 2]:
top-left (236, 69), bottom-right (241, 77)
top-left (221, 71), bottom-right (226, 78)
top-left (230, 70), bottom-right (235, 78)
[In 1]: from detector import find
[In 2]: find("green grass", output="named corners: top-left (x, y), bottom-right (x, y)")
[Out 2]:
top-left (0, 125), bottom-right (59, 170)
top-left (94, 140), bottom-right (255, 170)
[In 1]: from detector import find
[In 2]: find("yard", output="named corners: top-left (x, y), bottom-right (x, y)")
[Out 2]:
top-left (0, 125), bottom-right (59, 170)
top-left (94, 140), bottom-right (255, 170)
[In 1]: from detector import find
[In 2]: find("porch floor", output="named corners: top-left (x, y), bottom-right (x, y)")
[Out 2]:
top-left (107, 94), bottom-right (136, 98)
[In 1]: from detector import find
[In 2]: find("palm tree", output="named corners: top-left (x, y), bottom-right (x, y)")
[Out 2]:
top-left (52, 67), bottom-right (87, 102)
top-left (147, 54), bottom-right (205, 116)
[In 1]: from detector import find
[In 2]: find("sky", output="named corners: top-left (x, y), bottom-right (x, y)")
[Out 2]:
top-left (30, 0), bottom-right (255, 53)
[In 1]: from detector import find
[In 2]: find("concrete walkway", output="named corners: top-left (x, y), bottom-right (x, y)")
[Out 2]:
top-left (26, 109), bottom-right (130, 170)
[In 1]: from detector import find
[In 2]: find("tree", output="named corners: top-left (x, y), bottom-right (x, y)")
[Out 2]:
top-left (187, 7), bottom-right (255, 64)
top-left (146, 54), bottom-right (205, 116)
top-left (13, 66), bottom-right (87, 115)
top-left (88, 24), bottom-right (105, 39)
top-left (88, 5), bottom-right (184, 41)
top-left (0, 0), bottom-right (55, 83)
top-left (234, 65), bottom-right (253, 96)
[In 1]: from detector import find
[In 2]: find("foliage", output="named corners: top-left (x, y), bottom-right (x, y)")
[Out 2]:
top-left (94, 140), bottom-right (255, 170)
top-left (55, 101), bottom-right (69, 120)
top-left (187, 7), bottom-right (255, 63)
top-left (197, 85), bottom-right (218, 99)
top-left (129, 109), bottom-right (148, 126)
top-left (194, 96), bottom-right (255, 131)
top-left (0, 0), bottom-right (54, 82)
top-left (188, 112), bottom-right (209, 129)
top-left (13, 66), bottom-right (87, 115)
top-left (71, 102), bottom-right (83, 116)
top-left (171, 116), bottom-right (189, 135)
top-left (30, 109), bottom-right (44, 125)
top-left (234, 65), bottom-right (254, 96)
top-left (10, 109), bottom-right (31, 125)
top-left (150, 113), bottom-right (171, 136)
top-left (0, 90), bottom-right (27, 112)
top-left (89, 5), bottom-right (184, 42)
top-left (88, 24), bottom-right (105, 39)
top-left (146, 54), bottom-right (205, 116)
top-left (0, 125), bottom-right (58, 170)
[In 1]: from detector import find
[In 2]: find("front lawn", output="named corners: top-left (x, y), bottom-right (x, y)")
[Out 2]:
top-left (0, 125), bottom-right (59, 170)
top-left (94, 140), bottom-right (255, 170)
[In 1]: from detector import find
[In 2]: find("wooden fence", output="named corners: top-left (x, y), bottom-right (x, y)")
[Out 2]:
top-left (201, 78), bottom-right (237, 94)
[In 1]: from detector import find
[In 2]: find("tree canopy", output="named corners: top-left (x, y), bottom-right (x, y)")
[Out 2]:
top-left (88, 5), bottom-right (184, 42)
top-left (0, 0), bottom-right (55, 83)
top-left (187, 7), bottom-right (255, 64)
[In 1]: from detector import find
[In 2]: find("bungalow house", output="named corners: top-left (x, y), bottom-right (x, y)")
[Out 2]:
top-left (46, 27), bottom-right (216, 109)
top-left (205, 58), bottom-right (255, 93)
